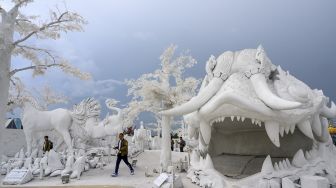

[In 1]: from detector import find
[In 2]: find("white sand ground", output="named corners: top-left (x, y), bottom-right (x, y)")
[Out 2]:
top-left (0, 150), bottom-right (199, 188)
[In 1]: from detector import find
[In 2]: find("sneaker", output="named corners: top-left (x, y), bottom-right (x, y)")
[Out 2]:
top-left (130, 170), bottom-right (134, 175)
top-left (111, 173), bottom-right (118, 177)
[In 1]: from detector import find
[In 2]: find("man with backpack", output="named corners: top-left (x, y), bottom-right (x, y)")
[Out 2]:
top-left (178, 137), bottom-right (186, 152)
top-left (42, 136), bottom-right (53, 154)
top-left (111, 133), bottom-right (134, 177)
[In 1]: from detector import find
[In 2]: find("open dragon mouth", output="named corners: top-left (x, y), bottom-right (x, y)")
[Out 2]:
top-left (208, 115), bottom-right (313, 179)
top-left (164, 47), bottom-right (336, 187)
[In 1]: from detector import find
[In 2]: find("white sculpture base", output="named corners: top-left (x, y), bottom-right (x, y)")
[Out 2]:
top-left (301, 176), bottom-right (328, 188)
top-left (2, 169), bottom-right (33, 185)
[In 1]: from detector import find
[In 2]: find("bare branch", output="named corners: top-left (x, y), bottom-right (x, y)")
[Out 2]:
top-left (10, 78), bottom-right (16, 86)
top-left (15, 19), bottom-right (32, 33)
top-left (10, 63), bottom-right (60, 77)
top-left (16, 18), bottom-right (31, 23)
top-left (13, 11), bottom-right (73, 45)
top-left (16, 44), bottom-right (56, 63)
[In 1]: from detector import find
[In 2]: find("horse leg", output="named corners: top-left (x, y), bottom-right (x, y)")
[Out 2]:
top-left (59, 130), bottom-right (73, 155)
top-left (54, 134), bottom-right (64, 152)
top-left (24, 130), bottom-right (33, 157)
top-left (31, 132), bottom-right (39, 151)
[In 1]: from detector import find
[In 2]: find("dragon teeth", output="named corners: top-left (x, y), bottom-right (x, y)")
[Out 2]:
top-left (261, 155), bottom-right (274, 174)
top-left (285, 158), bottom-right (292, 168)
top-left (237, 116), bottom-right (241, 121)
top-left (274, 162), bottom-right (280, 171)
top-left (292, 149), bottom-right (308, 167)
top-left (305, 150), bottom-right (312, 160)
top-left (279, 126), bottom-right (285, 137)
top-left (290, 124), bottom-right (295, 134)
top-left (284, 126), bottom-right (290, 134)
top-left (265, 121), bottom-right (280, 147)
top-left (312, 114), bottom-right (322, 137)
top-left (297, 120), bottom-right (314, 139)
top-left (241, 117), bottom-right (245, 122)
top-left (231, 116), bottom-right (234, 121)
top-left (278, 160), bottom-right (285, 170)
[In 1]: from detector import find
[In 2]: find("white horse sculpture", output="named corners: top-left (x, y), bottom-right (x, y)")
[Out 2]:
top-left (22, 98), bottom-right (124, 156)
top-left (22, 100), bottom-right (74, 157)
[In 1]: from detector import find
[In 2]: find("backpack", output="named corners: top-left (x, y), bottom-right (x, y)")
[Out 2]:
top-left (181, 140), bottom-right (186, 147)
top-left (49, 141), bottom-right (53, 150)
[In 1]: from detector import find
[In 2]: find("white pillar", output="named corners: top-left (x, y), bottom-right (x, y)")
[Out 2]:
top-left (160, 115), bottom-right (171, 171)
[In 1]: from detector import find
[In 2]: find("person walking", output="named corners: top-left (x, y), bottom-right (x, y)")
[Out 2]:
top-left (171, 136), bottom-right (174, 151)
top-left (178, 137), bottom-right (186, 152)
top-left (111, 133), bottom-right (134, 177)
top-left (42, 136), bottom-right (53, 154)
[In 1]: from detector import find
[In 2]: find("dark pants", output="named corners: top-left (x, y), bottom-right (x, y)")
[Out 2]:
top-left (114, 154), bottom-right (133, 174)
top-left (180, 147), bottom-right (184, 152)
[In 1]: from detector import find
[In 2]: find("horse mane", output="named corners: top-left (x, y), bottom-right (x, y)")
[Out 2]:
top-left (69, 98), bottom-right (102, 143)
top-left (71, 97), bottom-right (101, 125)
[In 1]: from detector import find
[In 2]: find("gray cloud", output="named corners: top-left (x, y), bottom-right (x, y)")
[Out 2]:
top-left (5, 0), bottom-right (336, 126)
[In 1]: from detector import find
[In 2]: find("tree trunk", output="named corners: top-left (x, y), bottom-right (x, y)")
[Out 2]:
top-left (0, 53), bottom-right (11, 130)
top-left (160, 114), bottom-right (172, 171)
top-left (0, 9), bottom-right (16, 130)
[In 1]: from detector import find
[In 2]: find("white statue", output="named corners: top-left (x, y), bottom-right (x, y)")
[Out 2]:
top-left (70, 156), bottom-right (87, 179)
top-left (134, 122), bottom-right (150, 151)
top-left (22, 97), bottom-right (124, 157)
top-left (62, 155), bottom-right (74, 176)
top-left (73, 98), bottom-right (123, 140)
top-left (151, 136), bottom-right (162, 150)
top-left (44, 150), bottom-right (64, 176)
top-left (39, 155), bottom-right (48, 178)
top-left (22, 98), bottom-right (75, 156)
top-left (31, 158), bottom-right (41, 175)
top-left (162, 46), bottom-right (336, 187)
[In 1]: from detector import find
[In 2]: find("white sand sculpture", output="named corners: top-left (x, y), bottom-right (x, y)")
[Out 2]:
top-left (62, 154), bottom-right (74, 176)
top-left (72, 98), bottom-right (123, 140)
top-left (1, 97), bottom-right (126, 180)
top-left (31, 158), bottom-right (41, 175)
top-left (151, 136), bottom-right (162, 150)
top-left (22, 99), bottom-right (75, 157)
top-left (70, 156), bottom-right (87, 179)
top-left (162, 46), bottom-right (336, 187)
top-left (134, 122), bottom-right (151, 151)
top-left (22, 97), bottom-right (124, 157)
top-left (44, 150), bottom-right (64, 176)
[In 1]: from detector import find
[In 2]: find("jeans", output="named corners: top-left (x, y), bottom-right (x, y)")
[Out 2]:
top-left (114, 154), bottom-right (134, 174)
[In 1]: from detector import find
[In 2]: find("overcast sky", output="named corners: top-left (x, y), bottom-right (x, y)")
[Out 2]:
top-left (3, 0), bottom-right (336, 125)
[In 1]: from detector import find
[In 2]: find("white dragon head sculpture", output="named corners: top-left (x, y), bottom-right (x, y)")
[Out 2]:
top-left (161, 46), bottom-right (336, 187)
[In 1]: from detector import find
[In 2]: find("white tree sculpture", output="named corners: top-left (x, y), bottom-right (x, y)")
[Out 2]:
top-left (7, 77), bottom-right (68, 113)
top-left (125, 45), bottom-right (199, 170)
top-left (0, 0), bottom-right (90, 127)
